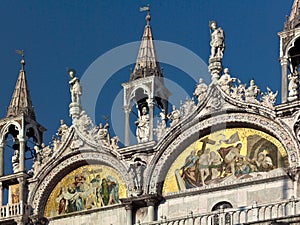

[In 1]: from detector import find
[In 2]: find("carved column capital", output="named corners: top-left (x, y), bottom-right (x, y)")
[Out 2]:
top-left (280, 57), bottom-right (289, 65)
top-left (123, 105), bottom-right (131, 113)
top-left (147, 98), bottom-right (154, 107)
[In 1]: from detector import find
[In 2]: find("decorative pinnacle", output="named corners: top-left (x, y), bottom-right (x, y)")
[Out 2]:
top-left (16, 49), bottom-right (25, 71)
top-left (140, 4), bottom-right (151, 25)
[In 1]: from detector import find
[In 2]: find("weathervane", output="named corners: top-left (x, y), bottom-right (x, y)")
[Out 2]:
top-left (140, 4), bottom-right (151, 25)
top-left (16, 49), bottom-right (25, 70)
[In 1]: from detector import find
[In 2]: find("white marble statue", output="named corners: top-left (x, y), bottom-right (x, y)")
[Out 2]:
top-left (135, 106), bottom-right (150, 143)
top-left (56, 119), bottom-right (69, 143)
top-left (210, 20), bottom-right (225, 58)
top-left (97, 123), bottom-right (110, 146)
top-left (218, 68), bottom-right (236, 95)
top-left (181, 97), bottom-right (197, 117)
top-left (154, 110), bottom-right (168, 140)
top-left (193, 78), bottom-right (208, 103)
top-left (168, 105), bottom-right (180, 128)
top-left (12, 149), bottom-right (20, 173)
top-left (245, 79), bottom-right (260, 103)
top-left (110, 136), bottom-right (120, 150)
top-left (68, 69), bottom-right (82, 104)
top-left (231, 79), bottom-right (245, 101)
top-left (288, 73), bottom-right (298, 101)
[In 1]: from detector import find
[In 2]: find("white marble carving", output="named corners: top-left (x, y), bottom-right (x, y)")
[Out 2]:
top-left (261, 87), bottom-right (278, 109)
top-left (110, 136), bottom-right (120, 150)
top-left (168, 105), bottom-right (181, 128)
top-left (154, 111), bottom-right (168, 140)
top-left (135, 106), bottom-right (150, 143)
top-left (209, 20), bottom-right (225, 59)
top-left (12, 149), bottom-right (20, 173)
top-left (245, 79), bottom-right (260, 103)
top-left (70, 133), bottom-right (84, 150)
top-left (68, 69), bottom-right (82, 105)
top-left (218, 68), bottom-right (236, 95)
top-left (56, 119), bottom-right (69, 143)
top-left (288, 73), bottom-right (298, 101)
top-left (97, 123), bottom-right (110, 147)
top-left (193, 78), bottom-right (208, 103)
top-left (181, 97), bottom-right (197, 118)
top-left (231, 79), bottom-right (245, 101)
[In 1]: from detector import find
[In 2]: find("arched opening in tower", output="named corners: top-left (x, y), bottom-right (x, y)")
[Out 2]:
top-left (288, 38), bottom-right (300, 75)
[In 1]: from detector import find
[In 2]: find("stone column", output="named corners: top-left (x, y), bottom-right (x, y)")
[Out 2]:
top-left (147, 199), bottom-right (156, 222)
top-left (17, 177), bottom-right (25, 207)
top-left (19, 137), bottom-right (25, 172)
top-left (281, 57), bottom-right (288, 103)
top-left (0, 143), bottom-right (4, 176)
top-left (147, 99), bottom-right (154, 141)
top-left (125, 204), bottom-right (133, 225)
top-left (0, 182), bottom-right (3, 206)
top-left (124, 105), bottom-right (131, 146)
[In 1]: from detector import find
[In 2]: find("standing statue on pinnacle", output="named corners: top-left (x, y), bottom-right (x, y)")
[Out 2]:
top-left (209, 20), bottom-right (225, 59)
top-left (68, 69), bottom-right (82, 105)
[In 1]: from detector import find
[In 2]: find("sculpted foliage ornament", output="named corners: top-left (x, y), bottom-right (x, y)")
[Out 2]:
top-left (206, 88), bottom-right (223, 111)
top-left (261, 87), bottom-right (278, 109)
top-left (180, 97), bottom-right (197, 118)
top-left (231, 79), bottom-right (245, 101)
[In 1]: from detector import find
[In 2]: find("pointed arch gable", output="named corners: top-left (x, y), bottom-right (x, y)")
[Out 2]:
top-left (146, 113), bottom-right (299, 195)
top-left (28, 150), bottom-right (133, 217)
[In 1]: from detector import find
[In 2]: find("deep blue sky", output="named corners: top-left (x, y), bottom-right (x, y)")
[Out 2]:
top-left (0, 1), bottom-right (294, 144)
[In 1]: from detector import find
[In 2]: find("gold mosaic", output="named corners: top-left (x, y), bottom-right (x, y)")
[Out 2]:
top-left (162, 128), bottom-right (288, 195)
top-left (44, 164), bottom-right (126, 217)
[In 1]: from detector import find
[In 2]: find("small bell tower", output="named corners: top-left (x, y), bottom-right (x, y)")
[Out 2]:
top-left (0, 51), bottom-right (45, 224)
top-left (279, 0), bottom-right (300, 103)
top-left (122, 6), bottom-right (170, 146)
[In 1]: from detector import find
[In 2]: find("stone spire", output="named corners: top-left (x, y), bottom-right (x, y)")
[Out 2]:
top-left (130, 6), bottom-right (163, 81)
top-left (6, 51), bottom-right (36, 120)
top-left (285, 0), bottom-right (300, 30)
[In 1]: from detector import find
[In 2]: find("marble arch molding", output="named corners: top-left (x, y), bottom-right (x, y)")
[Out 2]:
top-left (28, 150), bottom-right (133, 216)
top-left (146, 112), bottom-right (299, 195)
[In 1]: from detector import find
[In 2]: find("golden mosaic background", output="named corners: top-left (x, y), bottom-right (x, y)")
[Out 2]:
top-left (162, 128), bottom-right (287, 195)
top-left (44, 164), bottom-right (126, 217)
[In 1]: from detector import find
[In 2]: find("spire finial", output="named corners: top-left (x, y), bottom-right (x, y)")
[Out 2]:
top-left (140, 4), bottom-right (150, 25)
top-left (16, 50), bottom-right (25, 71)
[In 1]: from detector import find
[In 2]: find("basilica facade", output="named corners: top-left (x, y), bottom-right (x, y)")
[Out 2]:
top-left (1, 2), bottom-right (300, 225)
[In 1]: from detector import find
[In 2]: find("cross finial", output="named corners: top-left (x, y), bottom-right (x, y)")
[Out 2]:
top-left (16, 50), bottom-right (25, 71)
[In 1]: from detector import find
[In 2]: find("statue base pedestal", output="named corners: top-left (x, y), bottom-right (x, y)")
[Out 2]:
top-left (288, 95), bottom-right (298, 102)
top-left (69, 102), bottom-right (82, 121)
top-left (208, 57), bottom-right (222, 84)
